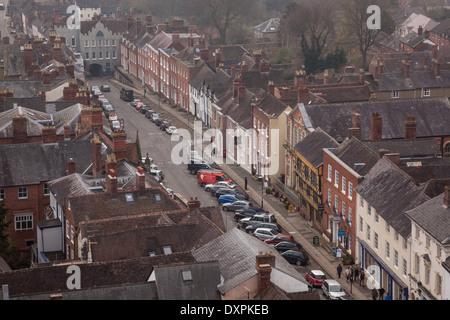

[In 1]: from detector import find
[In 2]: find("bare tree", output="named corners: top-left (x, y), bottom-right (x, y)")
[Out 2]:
top-left (341, 0), bottom-right (394, 70)
top-left (282, 0), bottom-right (337, 74)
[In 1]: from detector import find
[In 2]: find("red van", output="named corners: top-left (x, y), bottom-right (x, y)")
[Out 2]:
top-left (198, 169), bottom-right (232, 187)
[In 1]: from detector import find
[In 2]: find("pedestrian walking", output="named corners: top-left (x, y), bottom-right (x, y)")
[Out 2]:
top-left (378, 287), bottom-right (385, 300)
top-left (372, 288), bottom-right (379, 300)
top-left (345, 266), bottom-right (351, 282)
top-left (354, 267), bottom-right (360, 279)
top-left (244, 176), bottom-right (248, 190)
top-left (385, 292), bottom-right (392, 300)
top-left (336, 264), bottom-right (343, 278)
top-left (359, 271), bottom-right (365, 286)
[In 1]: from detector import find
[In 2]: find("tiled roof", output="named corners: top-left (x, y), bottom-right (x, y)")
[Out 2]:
top-left (406, 191), bottom-right (450, 243)
top-left (294, 127), bottom-right (339, 168)
top-left (363, 138), bottom-right (440, 158)
top-left (333, 136), bottom-right (379, 176)
top-left (302, 97), bottom-right (450, 142)
top-left (355, 157), bottom-right (429, 238)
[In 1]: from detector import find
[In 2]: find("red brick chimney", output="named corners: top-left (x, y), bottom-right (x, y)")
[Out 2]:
top-left (116, 7), bottom-right (122, 19)
top-left (348, 110), bottom-right (362, 139)
top-left (172, 30), bottom-right (180, 44)
top-left (253, 50), bottom-right (262, 71)
top-left (64, 121), bottom-right (71, 141)
top-left (444, 186), bottom-right (450, 208)
top-left (49, 30), bottom-right (56, 44)
top-left (385, 153), bottom-right (400, 165)
top-left (233, 77), bottom-right (241, 99)
top-left (67, 158), bottom-right (76, 175)
top-left (112, 130), bottom-right (127, 160)
top-left (42, 70), bottom-right (52, 85)
top-left (188, 197), bottom-right (201, 212)
top-left (238, 82), bottom-right (246, 103)
top-left (432, 58), bottom-right (440, 77)
top-left (92, 134), bottom-right (102, 178)
top-left (215, 48), bottom-right (221, 69)
top-left (267, 81), bottom-right (275, 96)
top-left (294, 70), bottom-right (306, 87)
top-left (404, 116), bottom-right (417, 140)
top-left (377, 148), bottom-right (389, 160)
top-left (136, 166), bottom-right (146, 196)
top-left (260, 60), bottom-right (270, 73)
top-left (66, 57), bottom-right (75, 78)
top-left (53, 42), bottom-right (61, 62)
top-left (256, 252), bottom-right (275, 296)
top-left (42, 126), bottom-right (57, 143)
top-left (418, 25), bottom-right (423, 36)
top-left (105, 153), bottom-right (117, 176)
top-left (106, 168), bottom-right (118, 199)
top-left (297, 84), bottom-right (309, 105)
top-left (241, 61), bottom-right (248, 72)
top-left (370, 112), bottom-right (382, 141)
top-left (24, 43), bottom-right (34, 75)
top-left (200, 47), bottom-right (209, 60)
top-left (90, 106), bottom-right (103, 130)
top-left (12, 115), bottom-right (28, 144)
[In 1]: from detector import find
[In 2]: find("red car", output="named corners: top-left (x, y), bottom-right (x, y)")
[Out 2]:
top-left (305, 270), bottom-right (327, 287)
top-left (264, 234), bottom-right (293, 244)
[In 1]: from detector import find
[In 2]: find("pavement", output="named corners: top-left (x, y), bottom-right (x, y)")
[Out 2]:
top-left (105, 75), bottom-right (374, 300)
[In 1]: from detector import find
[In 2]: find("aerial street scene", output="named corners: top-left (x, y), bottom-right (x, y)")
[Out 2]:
top-left (0, 0), bottom-right (449, 309)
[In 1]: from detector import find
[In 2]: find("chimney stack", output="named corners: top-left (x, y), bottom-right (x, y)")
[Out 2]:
top-left (385, 153), bottom-right (400, 165)
top-left (377, 148), bottom-right (389, 160)
top-left (238, 82), bottom-right (246, 103)
top-left (253, 50), bottom-right (262, 71)
top-left (67, 158), bottom-right (76, 175)
top-left (42, 126), bottom-right (57, 143)
top-left (418, 25), bottom-right (423, 36)
top-left (404, 116), bottom-right (417, 140)
top-left (297, 84), bottom-right (309, 105)
top-left (256, 252), bottom-right (275, 296)
top-left (24, 43), bottom-right (33, 74)
top-left (136, 166), bottom-right (146, 196)
top-left (12, 115), bottom-right (28, 143)
top-left (370, 112), bottom-right (382, 141)
top-left (215, 48), bottom-right (221, 69)
top-left (64, 121), bottom-right (71, 141)
top-left (92, 134), bottom-right (102, 178)
top-left (188, 197), bottom-right (201, 212)
top-left (267, 81), bottom-right (275, 95)
top-left (106, 169), bottom-right (118, 199)
top-left (444, 186), bottom-right (450, 208)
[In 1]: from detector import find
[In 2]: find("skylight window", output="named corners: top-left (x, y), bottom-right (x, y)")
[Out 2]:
top-left (155, 193), bottom-right (162, 203)
top-left (125, 193), bottom-right (134, 203)
top-left (182, 270), bottom-right (193, 281)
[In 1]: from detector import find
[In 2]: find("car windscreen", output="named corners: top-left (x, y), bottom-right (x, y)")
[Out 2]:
top-left (329, 285), bottom-right (343, 292)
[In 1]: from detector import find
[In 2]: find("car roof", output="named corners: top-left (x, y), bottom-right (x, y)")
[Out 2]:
top-left (310, 270), bottom-right (325, 276)
top-left (324, 279), bottom-right (341, 285)
top-left (255, 227), bottom-right (274, 232)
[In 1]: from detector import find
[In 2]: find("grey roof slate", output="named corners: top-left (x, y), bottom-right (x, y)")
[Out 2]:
top-left (192, 228), bottom-right (307, 294)
top-left (294, 127), bottom-right (339, 168)
top-left (406, 191), bottom-right (450, 244)
top-left (333, 136), bottom-right (379, 176)
top-left (302, 97), bottom-right (450, 142)
top-left (0, 140), bottom-right (94, 187)
top-left (152, 261), bottom-right (221, 300)
top-left (355, 157), bottom-right (429, 238)
top-left (363, 139), bottom-right (440, 158)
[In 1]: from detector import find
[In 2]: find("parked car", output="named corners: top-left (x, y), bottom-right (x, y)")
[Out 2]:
top-left (187, 162), bottom-right (213, 175)
top-left (322, 280), bottom-right (346, 300)
top-left (281, 250), bottom-right (309, 266)
top-left (145, 109), bottom-right (156, 119)
top-left (253, 228), bottom-right (279, 241)
top-left (215, 188), bottom-right (248, 200)
top-left (160, 120), bottom-right (171, 131)
top-left (239, 214), bottom-right (277, 228)
top-left (273, 241), bottom-right (302, 253)
top-left (198, 169), bottom-right (232, 187)
top-left (135, 102), bottom-right (145, 111)
top-left (93, 89), bottom-right (102, 98)
top-left (264, 234), bottom-right (293, 244)
top-left (305, 270), bottom-right (327, 288)
top-left (166, 126), bottom-right (178, 135)
top-left (155, 117), bottom-right (165, 126)
top-left (100, 85), bottom-right (110, 92)
top-left (204, 181), bottom-right (235, 192)
top-left (245, 222), bottom-right (281, 234)
top-left (234, 209), bottom-right (258, 221)
top-left (139, 105), bottom-right (150, 114)
top-left (150, 169), bottom-right (164, 182)
top-left (222, 200), bottom-right (251, 212)
top-left (108, 112), bottom-right (118, 122)
top-left (130, 99), bottom-right (141, 107)
top-left (91, 85), bottom-right (100, 94)
top-left (151, 113), bottom-right (160, 123)
top-left (110, 120), bottom-right (121, 131)
top-left (218, 194), bottom-right (248, 205)
top-left (104, 105), bottom-right (115, 118)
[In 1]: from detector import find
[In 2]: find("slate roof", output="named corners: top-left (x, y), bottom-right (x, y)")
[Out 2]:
top-left (217, 88), bottom-right (254, 129)
top-left (0, 140), bottom-right (94, 187)
top-left (363, 139), bottom-right (440, 158)
top-left (251, 87), bottom-right (290, 119)
top-left (301, 97), bottom-right (450, 142)
top-left (294, 127), bottom-right (339, 168)
top-left (333, 136), bottom-right (379, 176)
top-left (355, 157), bottom-right (429, 238)
top-left (398, 157), bottom-right (450, 184)
top-left (68, 187), bottom-right (185, 227)
top-left (309, 85), bottom-right (372, 103)
top-left (151, 261), bottom-right (221, 300)
top-left (430, 18), bottom-right (450, 37)
top-left (192, 228), bottom-right (308, 295)
top-left (406, 191), bottom-right (450, 244)
top-left (189, 63), bottom-right (233, 100)
top-left (0, 253), bottom-right (195, 298)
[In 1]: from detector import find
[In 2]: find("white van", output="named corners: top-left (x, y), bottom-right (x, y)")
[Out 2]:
top-left (322, 279), bottom-right (346, 300)
top-left (150, 169), bottom-right (164, 182)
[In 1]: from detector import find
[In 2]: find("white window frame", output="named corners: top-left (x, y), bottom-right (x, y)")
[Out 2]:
top-left (18, 187), bottom-right (28, 199)
top-left (14, 212), bottom-right (33, 231)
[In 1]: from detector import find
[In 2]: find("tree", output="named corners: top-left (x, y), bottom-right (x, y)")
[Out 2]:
top-left (0, 201), bottom-right (15, 268)
top-left (281, 0), bottom-right (337, 74)
top-left (341, 0), bottom-right (394, 71)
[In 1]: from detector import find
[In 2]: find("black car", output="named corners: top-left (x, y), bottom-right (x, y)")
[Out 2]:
top-left (273, 241), bottom-right (303, 253)
top-left (160, 121), bottom-right (171, 131)
top-left (139, 105), bottom-right (150, 114)
top-left (188, 162), bottom-right (213, 175)
top-left (155, 118), bottom-right (164, 126)
top-left (281, 250), bottom-right (309, 266)
top-left (145, 109), bottom-right (156, 119)
top-left (215, 188), bottom-right (249, 200)
top-left (207, 184), bottom-right (229, 194)
top-left (245, 222), bottom-right (281, 234)
top-left (234, 209), bottom-right (258, 221)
